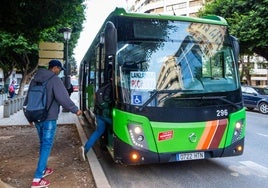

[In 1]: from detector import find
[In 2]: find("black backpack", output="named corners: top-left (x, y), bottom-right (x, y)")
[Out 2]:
top-left (23, 75), bottom-right (54, 122)
top-left (95, 82), bottom-right (112, 109)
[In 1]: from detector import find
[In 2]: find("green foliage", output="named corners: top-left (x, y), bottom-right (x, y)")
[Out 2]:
top-left (0, 0), bottom-right (86, 92)
top-left (0, 31), bottom-right (38, 81)
top-left (199, 0), bottom-right (268, 60)
top-left (0, 31), bottom-right (38, 54)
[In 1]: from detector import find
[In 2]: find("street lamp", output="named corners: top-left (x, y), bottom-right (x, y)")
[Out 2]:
top-left (62, 27), bottom-right (72, 89)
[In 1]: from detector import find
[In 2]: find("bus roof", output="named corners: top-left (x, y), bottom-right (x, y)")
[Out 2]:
top-left (106, 7), bottom-right (228, 26)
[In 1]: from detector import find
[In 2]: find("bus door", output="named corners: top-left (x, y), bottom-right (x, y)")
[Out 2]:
top-left (102, 21), bottom-right (117, 150)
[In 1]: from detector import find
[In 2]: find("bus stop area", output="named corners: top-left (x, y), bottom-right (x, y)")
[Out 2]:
top-left (0, 93), bottom-right (110, 188)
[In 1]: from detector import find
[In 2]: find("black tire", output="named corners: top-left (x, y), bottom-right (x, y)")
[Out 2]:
top-left (258, 102), bottom-right (268, 114)
top-left (100, 135), bottom-right (108, 151)
top-left (246, 107), bottom-right (254, 111)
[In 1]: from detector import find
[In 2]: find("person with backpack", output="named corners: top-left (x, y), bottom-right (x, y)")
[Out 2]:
top-left (8, 80), bottom-right (16, 98)
top-left (23, 59), bottom-right (82, 188)
top-left (79, 78), bottom-right (113, 161)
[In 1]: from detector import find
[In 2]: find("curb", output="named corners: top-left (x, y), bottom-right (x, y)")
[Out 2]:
top-left (75, 116), bottom-right (111, 188)
top-left (0, 179), bottom-right (15, 188)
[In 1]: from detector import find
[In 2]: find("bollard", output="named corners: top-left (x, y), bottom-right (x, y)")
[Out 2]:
top-left (19, 97), bottom-right (22, 110)
top-left (10, 99), bottom-right (14, 115)
top-left (14, 97), bottom-right (18, 112)
top-left (18, 97), bottom-right (21, 110)
top-left (3, 100), bottom-right (10, 118)
top-left (19, 96), bottom-right (23, 110)
top-left (21, 96), bottom-right (26, 109)
top-left (0, 94), bottom-right (6, 105)
top-left (16, 97), bottom-right (20, 112)
top-left (0, 94), bottom-right (2, 105)
top-left (18, 96), bottom-right (23, 110)
top-left (13, 98), bottom-right (17, 113)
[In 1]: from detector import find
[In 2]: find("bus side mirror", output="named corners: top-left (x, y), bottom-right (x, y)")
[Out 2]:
top-left (105, 21), bottom-right (117, 58)
top-left (230, 35), bottom-right (239, 63)
top-left (104, 21), bottom-right (117, 81)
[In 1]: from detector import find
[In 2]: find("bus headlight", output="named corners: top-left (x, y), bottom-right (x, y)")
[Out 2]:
top-left (235, 121), bottom-right (242, 130)
top-left (232, 120), bottom-right (244, 143)
top-left (134, 126), bottom-right (142, 134)
top-left (128, 123), bottom-right (148, 149)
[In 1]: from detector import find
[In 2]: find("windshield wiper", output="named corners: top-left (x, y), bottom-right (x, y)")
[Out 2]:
top-left (186, 96), bottom-right (240, 109)
top-left (138, 92), bottom-right (240, 111)
top-left (138, 89), bottom-right (198, 111)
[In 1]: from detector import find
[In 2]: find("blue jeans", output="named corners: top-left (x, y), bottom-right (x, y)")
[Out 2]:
top-left (34, 120), bottom-right (57, 179)
top-left (9, 92), bottom-right (15, 98)
top-left (84, 115), bottom-right (111, 153)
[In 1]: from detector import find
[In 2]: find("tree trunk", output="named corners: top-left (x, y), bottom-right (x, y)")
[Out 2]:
top-left (17, 54), bottom-right (38, 96)
top-left (245, 55), bottom-right (252, 85)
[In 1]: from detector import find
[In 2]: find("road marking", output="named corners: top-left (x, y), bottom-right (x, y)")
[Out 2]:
top-left (239, 161), bottom-right (268, 177)
top-left (229, 161), bottom-right (268, 178)
top-left (257, 133), bottom-right (268, 137)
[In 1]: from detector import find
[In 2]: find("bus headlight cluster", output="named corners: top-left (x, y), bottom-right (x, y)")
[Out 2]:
top-left (232, 120), bottom-right (244, 143)
top-left (128, 123), bottom-right (148, 149)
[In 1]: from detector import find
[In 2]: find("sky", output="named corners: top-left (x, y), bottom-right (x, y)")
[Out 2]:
top-left (73, 0), bottom-right (131, 64)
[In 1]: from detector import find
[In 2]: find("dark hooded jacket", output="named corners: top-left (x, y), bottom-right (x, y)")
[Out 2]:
top-left (24, 68), bottom-right (79, 121)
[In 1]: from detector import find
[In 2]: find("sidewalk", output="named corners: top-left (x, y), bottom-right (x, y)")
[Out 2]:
top-left (0, 94), bottom-right (79, 126)
top-left (0, 93), bottom-right (110, 188)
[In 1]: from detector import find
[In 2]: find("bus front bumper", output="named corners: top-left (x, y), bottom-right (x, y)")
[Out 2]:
top-left (113, 136), bottom-right (244, 165)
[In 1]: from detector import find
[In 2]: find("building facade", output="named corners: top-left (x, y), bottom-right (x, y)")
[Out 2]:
top-left (129, 0), bottom-right (206, 16)
top-left (241, 55), bottom-right (268, 86)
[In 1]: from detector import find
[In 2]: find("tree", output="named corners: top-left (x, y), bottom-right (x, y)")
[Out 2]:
top-left (199, 0), bottom-right (268, 60)
top-left (0, 32), bottom-right (16, 83)
top-left (0, 0), bottom-right (85, 95)
top-left (0, 31), bottom-right (38, 94)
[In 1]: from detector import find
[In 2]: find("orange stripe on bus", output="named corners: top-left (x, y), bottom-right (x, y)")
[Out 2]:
top-left (203, 120), bottom-right (218, 149)
top-left (196, 122), bottom-right (211, 149)
top-left (197, 120), bottom-right (217, 150)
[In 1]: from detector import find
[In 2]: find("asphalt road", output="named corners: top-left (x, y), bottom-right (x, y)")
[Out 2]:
top-left (93, 110), bottom-right (268, 188)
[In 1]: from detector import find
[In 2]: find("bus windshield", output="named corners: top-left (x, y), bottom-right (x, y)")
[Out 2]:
top-left (116, 19), bottom-right (239, 106)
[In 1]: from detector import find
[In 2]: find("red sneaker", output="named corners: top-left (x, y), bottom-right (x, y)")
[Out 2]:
top-left (31, 178), bottom-right (50, 188)
top-left (43, 168), bottom-right (54, 178)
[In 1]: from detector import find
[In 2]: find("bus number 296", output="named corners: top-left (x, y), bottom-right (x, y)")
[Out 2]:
top-left (216, 109), bottom-right (228, 117)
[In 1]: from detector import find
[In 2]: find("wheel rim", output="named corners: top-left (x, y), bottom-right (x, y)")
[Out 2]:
top-left (259, 103), bottom-right (268, 114)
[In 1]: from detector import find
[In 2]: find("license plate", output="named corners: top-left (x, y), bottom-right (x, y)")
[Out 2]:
top-left (176, 152), bottom-right (205, 161)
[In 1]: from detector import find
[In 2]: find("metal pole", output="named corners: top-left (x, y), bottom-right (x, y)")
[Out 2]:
top-left (65, 39), bottom-right (70, 89)
top-left (62, 27), bottom-right (71, 90)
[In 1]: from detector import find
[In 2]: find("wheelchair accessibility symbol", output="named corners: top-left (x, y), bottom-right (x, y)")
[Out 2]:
top-left (133, 95), bottom-right (142, 104)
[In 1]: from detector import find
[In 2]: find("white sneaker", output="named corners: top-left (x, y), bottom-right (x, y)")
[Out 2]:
top-left (79, 146), bottom-right (86, 161)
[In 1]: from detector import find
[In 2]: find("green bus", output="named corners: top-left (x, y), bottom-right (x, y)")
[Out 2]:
top-left (79, 8), bottom-right (245, 165)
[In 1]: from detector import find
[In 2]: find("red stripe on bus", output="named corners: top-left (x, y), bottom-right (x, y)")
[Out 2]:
top-left (209, 119), bottom-right (228, 148)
